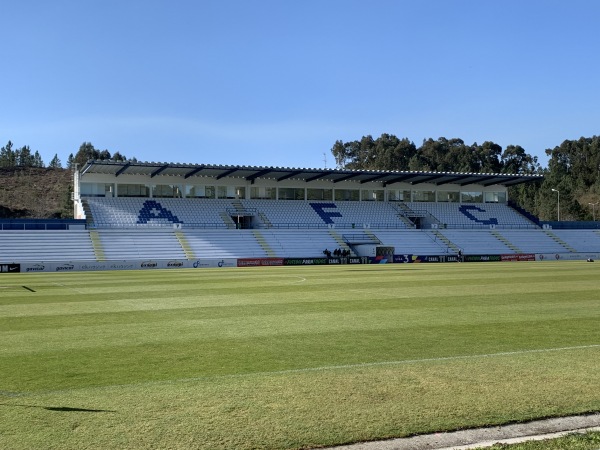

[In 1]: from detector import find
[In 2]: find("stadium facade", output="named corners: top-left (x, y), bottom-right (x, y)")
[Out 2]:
top-left (74, 160), bottom-right (539, 210)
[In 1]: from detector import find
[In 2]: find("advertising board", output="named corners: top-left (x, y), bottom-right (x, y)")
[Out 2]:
top-left (0, 263), bottom-right (20, 273)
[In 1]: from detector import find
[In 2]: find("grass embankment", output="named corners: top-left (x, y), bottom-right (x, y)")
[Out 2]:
top-left (0, 167), bottom-right (72, 218)
top-left (1, 262), bottom-right (599, 449)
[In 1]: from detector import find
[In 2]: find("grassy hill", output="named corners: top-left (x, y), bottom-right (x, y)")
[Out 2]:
top-left (0, 167), bottom-right (73, 219)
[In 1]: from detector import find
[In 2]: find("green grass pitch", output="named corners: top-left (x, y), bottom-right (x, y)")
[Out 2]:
top-left (1, 262), bottom-right (599, 449)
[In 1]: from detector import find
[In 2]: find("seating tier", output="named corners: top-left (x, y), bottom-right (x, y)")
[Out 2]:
top-left (0, 230), bottom-right (96, 262)
top-left (85, 198), bottom-right (411, 229)
top-left (403, 202), bottom-right (537, 229)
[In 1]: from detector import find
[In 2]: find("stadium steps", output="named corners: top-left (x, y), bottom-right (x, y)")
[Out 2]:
top-left (396, 202), bottom-right (412, 213)
top-left (399, 202), bottom-right (443, 228)
top-left (229, 200), bottom-right (252, 216)
top-left (398, 202), bottom-right (429, 218)
top-left (89, 230), bottom-right (106, 261)
top-left (431, 230), bottom-right (460, 252)
top-left (252, 230), bottom-right (277, 256)
top-left (81, 199), bottom-right (95, 228)
top-left (257, 211), bottom-right (273, 228)
top-left (174, 230), bottom-right (195, 259)
top-left (543, 230), bottom-right (577, 253)
top-left (328, 229), bottom-right (356, 256)
top-left (398, 215), bottom-right (415, 228)
top-left (389, 204), bottom-right (416, 228)
top-left (219, 211), bottom-right (237, 229)
top-left (342, 232), bottom-right (381, 245)
top-left (491, 230), bottom-right (521, 253)
top-left (230, 200), bottom-right (244, 211)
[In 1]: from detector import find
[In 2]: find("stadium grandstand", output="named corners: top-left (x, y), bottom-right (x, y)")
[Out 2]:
top-left (3, 159), bottom-right (600, 273)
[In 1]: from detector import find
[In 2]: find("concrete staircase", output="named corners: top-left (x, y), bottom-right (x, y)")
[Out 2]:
top-left (544, 230), bottom-right (577, 253)
top-left (432, 230), bottom-right (460, 253)
top-left (393, 203), bottom-right (418, 227)
top-left (258, 211), bottom-right (273, 228)
top-left (219, 211), bottom-right (236, 229)
top-left (252, 230), bottom-right (277, 256)
top-left (81, 199), bottom-right (95, 228)
top-left (175, 230), bottom-right (195, 259)
top-left (491, 230), bottom-right (521, 252)
top-left (328, 229), bottom-right (356, 256)
top-left (89, 230), bottom-right (106, 261)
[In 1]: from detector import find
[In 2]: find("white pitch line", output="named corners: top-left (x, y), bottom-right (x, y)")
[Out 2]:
top-left (268, 344), bottom-right (600, 376)
top-left (10, 343), bottom-right (600, 398)
top-left (211, 343), bottom-right (600, 381)
top-left (264, 276), bottom-right (306, 284)
top-left (53, 282), bottom-right (84, 294)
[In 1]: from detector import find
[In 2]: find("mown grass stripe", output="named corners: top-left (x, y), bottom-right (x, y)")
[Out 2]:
top-left (5, 343), bottom-right (598, 399)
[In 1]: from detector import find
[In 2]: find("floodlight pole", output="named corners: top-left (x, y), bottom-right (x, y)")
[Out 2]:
top-left (589, 202), bottom-right (598, 221)
top-left (552, 189), bottom-right (560, 221)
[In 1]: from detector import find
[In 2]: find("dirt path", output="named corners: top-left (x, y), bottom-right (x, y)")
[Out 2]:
top-left (326, 413), bottom-right (600, 450)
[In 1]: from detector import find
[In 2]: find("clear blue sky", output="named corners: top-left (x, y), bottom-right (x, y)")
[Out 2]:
top-left (2, 0), bottom-right (599, 170)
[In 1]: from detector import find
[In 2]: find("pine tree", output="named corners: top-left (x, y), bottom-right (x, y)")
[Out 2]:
top-left (0, 141), bottom-right (15, 167)
top-left (49, 154), bottom-right (62, 168)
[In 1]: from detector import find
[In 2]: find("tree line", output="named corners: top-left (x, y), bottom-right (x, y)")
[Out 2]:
top-left (0, 141), bottom-right (53, 168)
top-left (0, 141), bottom-right (130, 169)
top-left (332, 135), bottom-right (541, 175)
top-left (332, 134), bottom-right (600, 221)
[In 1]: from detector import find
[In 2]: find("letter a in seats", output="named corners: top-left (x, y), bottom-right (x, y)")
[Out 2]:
top-left (137, 200), bottom-right (183, 224)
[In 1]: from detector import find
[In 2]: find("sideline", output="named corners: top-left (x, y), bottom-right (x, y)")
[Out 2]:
top-left (4, 343), bottom-right (599, 398)
top-left (327, 414), bottom-right (600, 450)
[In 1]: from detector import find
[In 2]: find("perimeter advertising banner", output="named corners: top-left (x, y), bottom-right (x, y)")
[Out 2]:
top-left (501, 254), bottom-right (536, 262)
top-left (346, 257), bottom-right (366, 264)
top-left (238, 258), bottom-right (284, 267)
top-left (393, 255), bottom-right (451, 263)
top-left (11, 252), bottom-right (600, 274)
top-left (284, 258), bottom-right (329, 266)
top-left (16, 259), bottom-right (238, 272)
top-left (190, 259), bottom-right (237, 268)
top-left (536, 252), bottom-right (600, 261)
top-left (283, 257), bottom-right (366, 266)
top-left (411, 255), bottom-right (443, 263)
top-left (0, 263), bottom-right (20, 273)
top-left (464, 255), bottom-right (502, 262)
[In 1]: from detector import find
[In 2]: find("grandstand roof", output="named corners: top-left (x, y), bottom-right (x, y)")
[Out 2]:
top-left (79, 160), bottom-right (543, 187)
